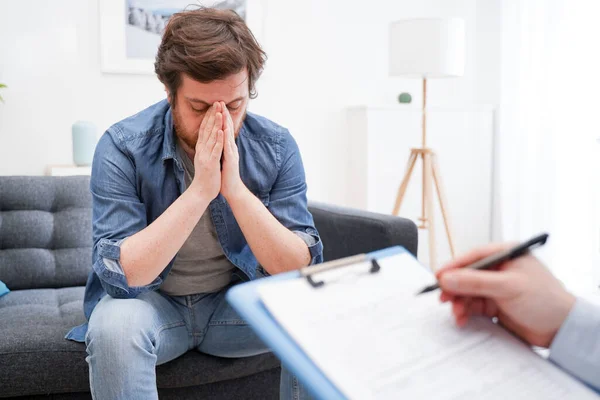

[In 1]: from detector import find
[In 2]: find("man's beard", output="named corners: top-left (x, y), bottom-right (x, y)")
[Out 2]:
top-left (172, 106), bottom-right (246, 152)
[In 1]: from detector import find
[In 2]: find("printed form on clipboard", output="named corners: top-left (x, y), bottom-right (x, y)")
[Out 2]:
top-left (257, 252), bottom-right (598, 400)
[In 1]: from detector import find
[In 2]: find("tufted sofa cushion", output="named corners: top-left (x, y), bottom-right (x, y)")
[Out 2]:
top-left (0, 176), bottom-right (92, 290)
top-left (0, 286), bottom-right (281, 398)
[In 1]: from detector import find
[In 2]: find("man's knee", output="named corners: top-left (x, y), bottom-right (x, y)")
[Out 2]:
top-left (86, 295), bottom-right (158, 350)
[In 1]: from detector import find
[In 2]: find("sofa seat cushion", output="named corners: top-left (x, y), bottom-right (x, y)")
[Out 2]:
top-left (0, 287), bottom-right (280, 398)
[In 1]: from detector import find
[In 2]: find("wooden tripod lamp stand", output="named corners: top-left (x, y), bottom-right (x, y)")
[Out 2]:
top-left (389, 18), bottom-right (466, 270)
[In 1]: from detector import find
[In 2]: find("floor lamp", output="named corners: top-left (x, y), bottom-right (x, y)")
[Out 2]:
top-left (389, 18), bottom-right (466, 270)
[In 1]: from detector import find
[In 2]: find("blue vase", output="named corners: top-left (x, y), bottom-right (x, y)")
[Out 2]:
top-left (72, 121), bottom-right (97, 166)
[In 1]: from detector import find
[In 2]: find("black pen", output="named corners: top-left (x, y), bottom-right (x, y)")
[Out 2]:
top-left (416, 233), bottom-right (549, 295)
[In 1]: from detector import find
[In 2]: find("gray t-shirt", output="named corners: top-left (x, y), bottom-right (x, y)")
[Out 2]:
top-left (159, 142), bottom-right (235, 296)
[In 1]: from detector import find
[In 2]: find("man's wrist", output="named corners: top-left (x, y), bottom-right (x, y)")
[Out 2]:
top-left (187, 181), bottom-right (216, 206)
top-left (224, 182), bottom-right (252, 207)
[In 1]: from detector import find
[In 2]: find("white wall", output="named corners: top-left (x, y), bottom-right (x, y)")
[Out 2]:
top-left (0, 1), bottom-right (164, 176)
top-left (253, 0), bottom-right (502, 205)
top-left (0, 0), bottom-right (502, 207)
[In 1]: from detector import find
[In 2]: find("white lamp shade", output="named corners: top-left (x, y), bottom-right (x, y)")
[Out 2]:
top-left (389, 18), bottom-right (465, 78)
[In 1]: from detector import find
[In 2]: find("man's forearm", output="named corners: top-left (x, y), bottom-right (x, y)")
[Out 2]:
top-left (120, 188), bottom-right (210, 286)
top-left (226, 186), bottom-right (311, 275)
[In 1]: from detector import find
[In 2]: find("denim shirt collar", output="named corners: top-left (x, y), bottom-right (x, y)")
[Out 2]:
top-left (161, 107), bottom-right (177, 163)
top-left (161, 107), bottom-right (186, 194)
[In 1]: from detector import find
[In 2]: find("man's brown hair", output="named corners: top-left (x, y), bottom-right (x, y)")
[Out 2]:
top-left (155, 8), bottom-right (266, 101)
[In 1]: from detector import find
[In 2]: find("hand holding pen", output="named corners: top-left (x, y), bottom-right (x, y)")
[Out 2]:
top-left (421, 234), bottom-right (576, 348)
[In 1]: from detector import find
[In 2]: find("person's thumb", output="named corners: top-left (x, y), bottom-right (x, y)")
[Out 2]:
top-left (439, 269), bottom-right (511, 298)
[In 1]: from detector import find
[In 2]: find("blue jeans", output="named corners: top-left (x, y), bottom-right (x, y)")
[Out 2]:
top-left (85, 284), bottom-right (309, 399)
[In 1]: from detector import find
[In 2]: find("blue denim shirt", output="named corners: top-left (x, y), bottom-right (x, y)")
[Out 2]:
top-left (65, 99), bottom-right (323, 342)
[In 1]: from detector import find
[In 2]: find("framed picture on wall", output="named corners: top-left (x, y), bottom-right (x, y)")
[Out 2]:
top-left (99, 0), bottom-right (265, 74)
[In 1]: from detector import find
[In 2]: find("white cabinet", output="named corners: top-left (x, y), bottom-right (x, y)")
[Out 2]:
top-left (347, 105), bottom-right (495, 266)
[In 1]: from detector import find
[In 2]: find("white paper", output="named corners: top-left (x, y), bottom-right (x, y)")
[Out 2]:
top-left (258, 253), bottom-right (598, 399)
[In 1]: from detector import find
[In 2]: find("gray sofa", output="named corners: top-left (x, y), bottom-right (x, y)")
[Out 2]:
top-left (0, 176), bottom-right (417, 399)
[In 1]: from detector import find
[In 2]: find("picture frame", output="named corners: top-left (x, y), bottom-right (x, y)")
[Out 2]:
top-left (99, 0), bottom-right (265, 75)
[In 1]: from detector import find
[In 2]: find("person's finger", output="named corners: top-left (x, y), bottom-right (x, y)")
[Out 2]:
top-left (456, 314), bottom-right (470, 327)
top-left (205, 115), bottom-right (221, 149)
top-left (221, 128), bottom-right (229, 158)
top-left (206, 110), bottom-right (222, 151)
top-left (222, 101), bottom-right (234, 129)
top-left (221, 113), bottom-right (232, 156)
top-left (483, 299), bottom-right (499, 318)
top-left (201, 104), bottom-right (219, 142)
top-left (436, 242), bottom-right (515, 278)
top-left (221, 102), bottom-right (234, 141)
top-left (198, 105), bottom-right (215, 143)
top-left (439, 269), bottom-right (514, 298)
top-left (212, 112), bottom-right (223, 140)
top-left (449, 297), bottom-right (472, 327)
top-left (452, 297), bottom-right (469, 319)
top-left (211, 130), bottom-right (224, 160)
top-left (467, 298), bottom-right (485, 316)
top-left (440, 291), bottom-right (454, 303)
top-left (215, 102), bottom-right (224, 129)
top-left (227, 123), bottom-right (236, 154)
top-left (223, 116), bottom-right (237, 157)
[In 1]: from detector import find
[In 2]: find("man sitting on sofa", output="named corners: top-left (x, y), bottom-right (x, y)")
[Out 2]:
top-left (65, 8), bottom-right (323, 400)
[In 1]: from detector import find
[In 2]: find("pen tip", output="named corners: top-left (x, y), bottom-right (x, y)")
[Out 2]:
top-left (416, 285), bottom-right (438, 296)
top-left (415, 287), bottom-right (430, 296)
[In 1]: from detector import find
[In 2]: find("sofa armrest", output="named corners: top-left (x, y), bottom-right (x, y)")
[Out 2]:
top-left (308, 202), bottom-right (418, 262)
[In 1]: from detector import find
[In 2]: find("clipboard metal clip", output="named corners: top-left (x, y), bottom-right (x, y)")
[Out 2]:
top-left (300, 254), bottom-right (382, 288)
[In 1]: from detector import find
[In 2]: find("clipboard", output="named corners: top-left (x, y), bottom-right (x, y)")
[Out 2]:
top-left (225, 246), bottom-right (408, 400)
top-left (229, 246), bottom-right (600, 400)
